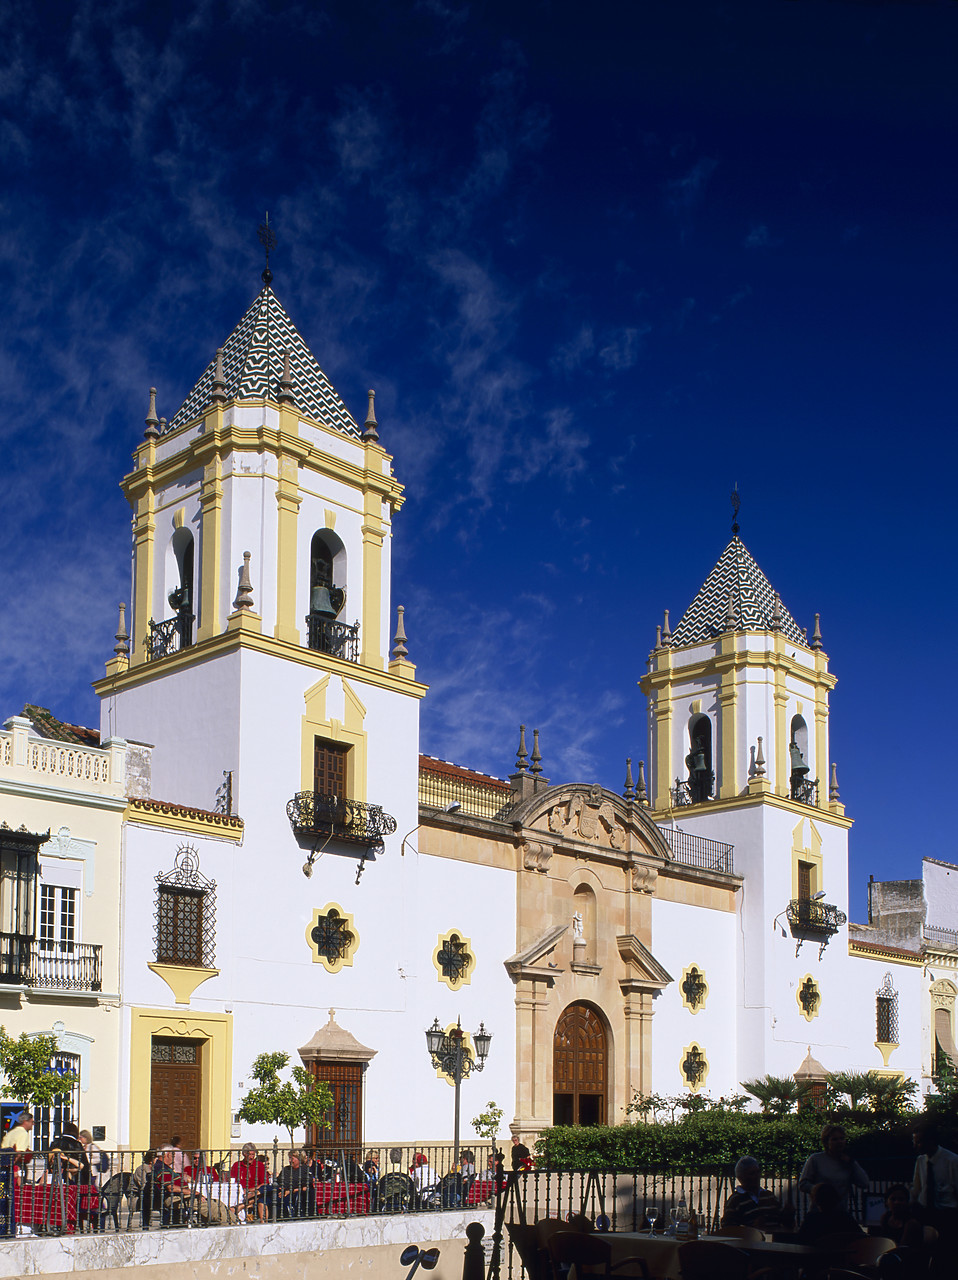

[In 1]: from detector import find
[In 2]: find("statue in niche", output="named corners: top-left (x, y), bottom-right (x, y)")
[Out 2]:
top-left (572, 911), bottom-right (584, 939)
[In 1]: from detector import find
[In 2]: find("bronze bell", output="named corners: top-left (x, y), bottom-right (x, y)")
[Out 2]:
top-left (686, 742), bottom-right (708, 776)
top-left (789, 741), bottom-right (809, 777)
top-left (310, 584), bottom-right (344, 618)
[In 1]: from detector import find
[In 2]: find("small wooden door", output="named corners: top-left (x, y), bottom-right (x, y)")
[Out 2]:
top-left (553, 1003), bottom-right (608, 1126)
top-left (314, 739), bottom-right (349, 796)
top-left (150, 1039), bottom-right (202, 1151)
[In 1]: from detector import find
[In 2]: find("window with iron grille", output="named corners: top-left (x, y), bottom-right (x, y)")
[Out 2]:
top-left (680, 964), bottom-right (708, 1012)
top-left (798, 975), bottom-right (821, 1020)
top-left (306, 903), bottom-right (358, 973)
top-left (154, 846), bottom-right (216, 968)
top-left (34, 1052), bottom-right (80, 1152)
top-left (435, 930), bottom-right (474, 990)
top-left (680, 1043), bottom-right (708, 1092)
top-left (877, 973), bottom-right (899, 1043)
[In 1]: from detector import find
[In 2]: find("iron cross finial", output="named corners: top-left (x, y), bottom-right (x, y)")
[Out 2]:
top-left (731, 482), bottom-right (741, 536)
top-left (258, 212), bottom-right (277, 285)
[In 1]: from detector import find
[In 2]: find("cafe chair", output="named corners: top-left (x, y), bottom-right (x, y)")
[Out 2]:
top-left (678, 1240), bottom-right (773, 1280)
top-left (537, 1218), bottom-right (573, 1248)
top-left (507, 1222), bottom-right (550, 1280)
top-left (716, 1226), bottom-right (766, 1244)
top-left (547, 1230), bottom-right (651, 1280)
top-left (833, 1237), bottom-right (896, 1269)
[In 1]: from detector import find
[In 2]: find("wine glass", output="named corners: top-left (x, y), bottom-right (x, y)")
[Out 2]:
top-left (646, 1205), bottom-right (659, 1236)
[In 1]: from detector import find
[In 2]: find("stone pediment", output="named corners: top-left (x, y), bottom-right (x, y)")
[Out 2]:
top-left (511, 784), bottom-right (672, 862)
top-left (616, 934), bottom-right (673, 995)
top-left (504, 924), bottom-right (568, 987)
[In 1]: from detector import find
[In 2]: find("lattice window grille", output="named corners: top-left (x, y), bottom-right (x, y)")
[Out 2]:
top-left (681, 1044), bottom-right (707, 1088)
top-left (154, 844), bottom-right (216, 968)
top-left (437, 934), bottom-right (472, 986)
top-left (799, 976), bottom-right (821, 1017)
top-left (877, 972), bottom-right (899, 1042)
top-left (681, 965), bottom-right (707, 1010)
top-left (310, 909), bottom-right (354, 963)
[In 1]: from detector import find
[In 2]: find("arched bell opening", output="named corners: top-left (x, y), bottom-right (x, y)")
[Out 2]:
top-left (552, 1001), bottom-right (609, 1127)
top-left (168, 528), bottom-right (195, 647)
top-left (789, 714), bottom-right (811, 800)
top-left (685, 714), bottom-right (713, 803)
top-left (307, 530), bottom-right (357, 660)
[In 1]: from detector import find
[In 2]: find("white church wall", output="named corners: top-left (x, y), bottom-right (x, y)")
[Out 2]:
top-left (649, 897), bottom-right (738, 1098)
top-left (923, 859), bottom-right (958, 931)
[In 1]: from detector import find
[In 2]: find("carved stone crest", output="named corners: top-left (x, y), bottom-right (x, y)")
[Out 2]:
top-left (545, 791), bottom-right (626, 850)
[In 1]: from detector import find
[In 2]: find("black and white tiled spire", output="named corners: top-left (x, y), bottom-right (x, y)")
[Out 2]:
top-left (167, 287), bottom-right (360, 438)
top-left (670, 536), bottom-right (805, 648)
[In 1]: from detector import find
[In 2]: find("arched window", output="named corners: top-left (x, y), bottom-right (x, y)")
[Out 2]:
top-left (307, 530), bottom-right (357, 660)
top-left (876, 973), bottom-right (899, 1044)
top-left (686, 715), bottom-right (713, 803)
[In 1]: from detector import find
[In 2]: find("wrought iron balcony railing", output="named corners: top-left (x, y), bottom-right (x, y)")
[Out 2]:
top-left (0, 935), bottom-right (102, 991)
top-left (658, 827), bottom-right (735, 874)
top-left (790, 777), bottom-right (819, 806)
top-left (305, 615), bottom-right (360, 662)
top-left (786, 898), bottom-right (847, 936)
top-left (286, 792), bottom-right (397, 847)
top-left (145, 613), bottom-right (195, 661)
top-left (670, 780), bottom-right (692, 806)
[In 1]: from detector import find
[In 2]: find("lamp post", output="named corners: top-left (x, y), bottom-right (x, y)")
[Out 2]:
top-left (425, 1017), bottom-right (491, 1169)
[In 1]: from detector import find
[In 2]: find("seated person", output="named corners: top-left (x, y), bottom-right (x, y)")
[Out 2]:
top-left (459, 1148), bottom-right (477, 1178)
top-left (797, 1181), bottom-right (864, 1242)
top-left (877, 1183), bottom-right (923, 1249)
top-left (185, 1150), bottom-right (220, 1184)
top-left (410, 1152), bottom-right (437, 1199)
top-left (722, 1156), bottom-right (794, 1232)
top-left (49, 1122), bottom-right (90, 1185)
top-left (229, 1143), bottom-right (270, 1218)
top-left (260, 1149), bottom-right (315, 1221)
top-left (150, 1146), bottom-right (188, 1226)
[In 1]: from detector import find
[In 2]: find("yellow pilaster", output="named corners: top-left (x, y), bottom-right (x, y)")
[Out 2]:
top-left (360, 487), bottom-right (384, 671)
top-left (131, 488), bottom-right (156, 668)
top-left (773, 663), bottom-right (789, 796)
top-left (274, 447), bottom-right (302, 644)
top-left (197, 454), bottom-right (223, 642)
top-left (718, 634), bottom-right (738, 799)
top-left (814, 696), bottom-right (828, 797)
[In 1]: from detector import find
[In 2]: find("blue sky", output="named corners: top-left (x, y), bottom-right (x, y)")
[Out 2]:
top-left (1, 1), bottom-right (955, 916)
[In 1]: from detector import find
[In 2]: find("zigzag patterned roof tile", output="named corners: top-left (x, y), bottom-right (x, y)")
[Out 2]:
top-left (167, 287), bottom-right (360, 438)
top-left (670, 536), bottom-right (806, 648)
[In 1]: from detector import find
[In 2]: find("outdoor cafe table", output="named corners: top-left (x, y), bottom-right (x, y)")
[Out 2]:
top-left (606, 1232), bottom-right (830, 1279)
top-left (14, 1183), bottom-right (99, 1233)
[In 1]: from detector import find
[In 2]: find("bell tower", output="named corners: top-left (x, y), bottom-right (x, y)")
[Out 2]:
top-left (95, 276), bottom-right (424, 819)
top-left (640, 535), bottom-right (842, 816)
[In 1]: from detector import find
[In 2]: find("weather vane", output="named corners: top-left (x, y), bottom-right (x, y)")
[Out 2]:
top-left (731, 482), bottom-right (741, 535)
top-left (258, 212), bottom-right (276, 285)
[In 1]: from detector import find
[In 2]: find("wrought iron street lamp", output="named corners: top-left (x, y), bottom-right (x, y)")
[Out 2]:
top-left (424, 1017), bottom-right (491, 1169)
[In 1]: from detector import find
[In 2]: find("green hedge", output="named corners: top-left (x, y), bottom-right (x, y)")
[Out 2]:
top-left (534, 1112), bottom-right (933, 1172)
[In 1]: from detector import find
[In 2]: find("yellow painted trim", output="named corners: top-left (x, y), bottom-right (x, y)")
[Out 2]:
top-left (639, 644), bottom-right (837, 693)
top-left (124, 798), bottom-right (245, 842)
top-left (875, 1041), bottom-right (899, 1067)
top-left (718, 682), bottom-right (737, 799)
top-left (847, 942), bottom-right (924, 966)
top-left (360, 489), bottom-right (384, 670)
top-left (129, 1007), bottom-right (233, 1152)
top-left (653, 691), bottom-right (672, 811)
top-left (274, 451), bottom-right (302, 644)
top-left (197, 455), bottom-right (223, 642)
top-left (94, 624), bottom-right (429, 702)
top-left (680, 1041), bottom-right (709, 1094)
top-left (433, 929), bottom-right (475, 991)
top-left (679, 964), bottom-right (708, 1014)
top-left (814, 697), bottom-right (828, 802)
top-left (305, 902), bottom-right (359, 974)
top-left (300, 675), bottom-right (368, 801)
top-left (147, 962), bottom-right (220, 1005)
top-left (791, 817), bottom-right (823, 901)
top-left (131, 490), bottom-right (156, 668)
top-left (797, 973), bottom-right (821, 1022)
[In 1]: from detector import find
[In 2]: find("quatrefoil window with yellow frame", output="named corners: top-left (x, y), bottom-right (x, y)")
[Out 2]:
top-left (680, 964), bottom-right (709, 1013)
top-left (797, 974), bottom-right (821, 1022)
top-left (306, 903), bottom-right (359, 974)
top-left (433, 929), bottom-right (474, 990)
top-left (680, 1042), bottom-right (709, 1093)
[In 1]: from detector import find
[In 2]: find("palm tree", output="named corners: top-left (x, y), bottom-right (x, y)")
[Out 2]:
top-left (740, 1075), bottom-right (812, 1116)
top-left (865, 1072), bottom-right (918, 1117)
top-left (825, 1070), bottom-right (872, 1111)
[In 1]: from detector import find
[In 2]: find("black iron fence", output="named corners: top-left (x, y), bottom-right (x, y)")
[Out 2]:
top-left (1, 1142), bottom-right (499, 1236)
top-left (286, 793), bottom-right (398, 845)
top-left (656, 827), bottom-right (735, 875)
top-left (0, 936), bottom-right (102, 991)
top-left (305, 615), bottom-right (360, 662)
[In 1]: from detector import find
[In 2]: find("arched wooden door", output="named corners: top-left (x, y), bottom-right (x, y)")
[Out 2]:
top-left (553, 1003), bottom-right (608, 1126)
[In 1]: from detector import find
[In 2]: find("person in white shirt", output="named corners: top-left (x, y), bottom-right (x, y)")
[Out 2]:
top-left (912, 1120), bottom-right (958, 1219)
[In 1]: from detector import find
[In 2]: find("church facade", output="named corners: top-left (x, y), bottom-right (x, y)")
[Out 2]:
top-left (1, 277), bottom-right (953, 1152)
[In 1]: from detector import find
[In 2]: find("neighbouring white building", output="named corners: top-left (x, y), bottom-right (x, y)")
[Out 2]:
top-left (1, 271), bottom-right (953, 1154)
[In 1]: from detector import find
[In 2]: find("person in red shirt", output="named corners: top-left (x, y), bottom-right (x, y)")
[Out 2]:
top-left (229, 1144), bottom-right (269, 1219)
